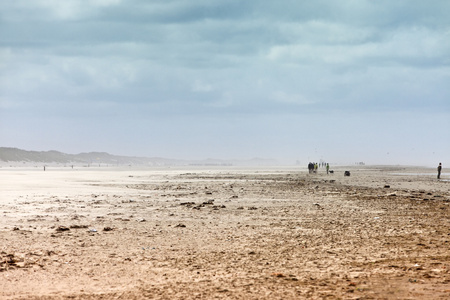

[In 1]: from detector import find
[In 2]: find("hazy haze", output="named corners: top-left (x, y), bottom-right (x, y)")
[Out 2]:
top-left (1, 0), bottom-right (449, 166)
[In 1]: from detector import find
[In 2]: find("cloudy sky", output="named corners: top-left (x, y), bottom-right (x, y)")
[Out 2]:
top-left (1, 0), bottom-right (449, 166)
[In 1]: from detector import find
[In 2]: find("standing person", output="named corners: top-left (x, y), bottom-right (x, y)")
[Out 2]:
top-left (437, 163), bottom-right (442, 179)
top-left (326, 163), bottom-right (330, 174)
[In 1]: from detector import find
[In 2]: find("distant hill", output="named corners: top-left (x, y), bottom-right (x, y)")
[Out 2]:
top-left (0, 147), bottom-right (278, 166)
top-left (0, 147), bottom-right (180, 166)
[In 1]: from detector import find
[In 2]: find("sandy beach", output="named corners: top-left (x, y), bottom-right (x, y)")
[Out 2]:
top-left (1, 165), bottom-right (449, 299)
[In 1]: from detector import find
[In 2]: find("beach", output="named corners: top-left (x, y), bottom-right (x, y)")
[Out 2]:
top-left (1, 165), bottom-right (449, 299)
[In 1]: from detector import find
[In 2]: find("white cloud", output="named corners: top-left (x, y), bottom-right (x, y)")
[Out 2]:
top-left (267, 25), bottom-right (450, 69)
top-left (271, 91), bottom-right (314, 105)
top-left (192, 80), bottom-right (213, 92)
top-left (36, 0), bottom-right (122, 20)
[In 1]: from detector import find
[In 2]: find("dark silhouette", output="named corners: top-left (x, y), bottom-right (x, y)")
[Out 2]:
top-left (308, 162), bottom-right (314, 174)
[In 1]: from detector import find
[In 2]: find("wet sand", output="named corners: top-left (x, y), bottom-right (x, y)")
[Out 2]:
top-left (1, 165), bottom-right (449, 299)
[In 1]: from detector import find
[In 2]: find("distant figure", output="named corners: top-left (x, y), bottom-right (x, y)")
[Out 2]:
top-left (437, 163), bottom-right (442, 179)
top-left (44, 166), bottom-right (46, 171)
top-left (326, 163), bottom-right (330, 174)
top-left (308, 162), bottom-right (314, 174)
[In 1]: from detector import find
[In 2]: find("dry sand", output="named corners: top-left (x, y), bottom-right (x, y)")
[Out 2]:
top-left (1, 165), bottom-right (449, 299)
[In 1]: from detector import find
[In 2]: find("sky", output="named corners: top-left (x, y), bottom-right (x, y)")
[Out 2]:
top-left (1, 0), bottom-right (449, 166)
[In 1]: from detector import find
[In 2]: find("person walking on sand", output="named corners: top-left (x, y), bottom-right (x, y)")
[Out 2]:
top-left (326, 163), bottom-right (330, 174)
top-left (437, 163), bottom-right (442, 179)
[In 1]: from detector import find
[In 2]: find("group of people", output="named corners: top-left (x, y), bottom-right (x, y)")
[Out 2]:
top-left (308, 162), bottom-right (330, 174)
top-left (306, 162), bottom-right (443, 178)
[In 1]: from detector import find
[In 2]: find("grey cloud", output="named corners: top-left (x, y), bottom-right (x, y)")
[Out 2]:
top-left (1, 0), bottom-right (449, 163)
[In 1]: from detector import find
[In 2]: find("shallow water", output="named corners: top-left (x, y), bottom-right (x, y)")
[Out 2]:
top-left (392, 172), bottom-right (450, 176)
